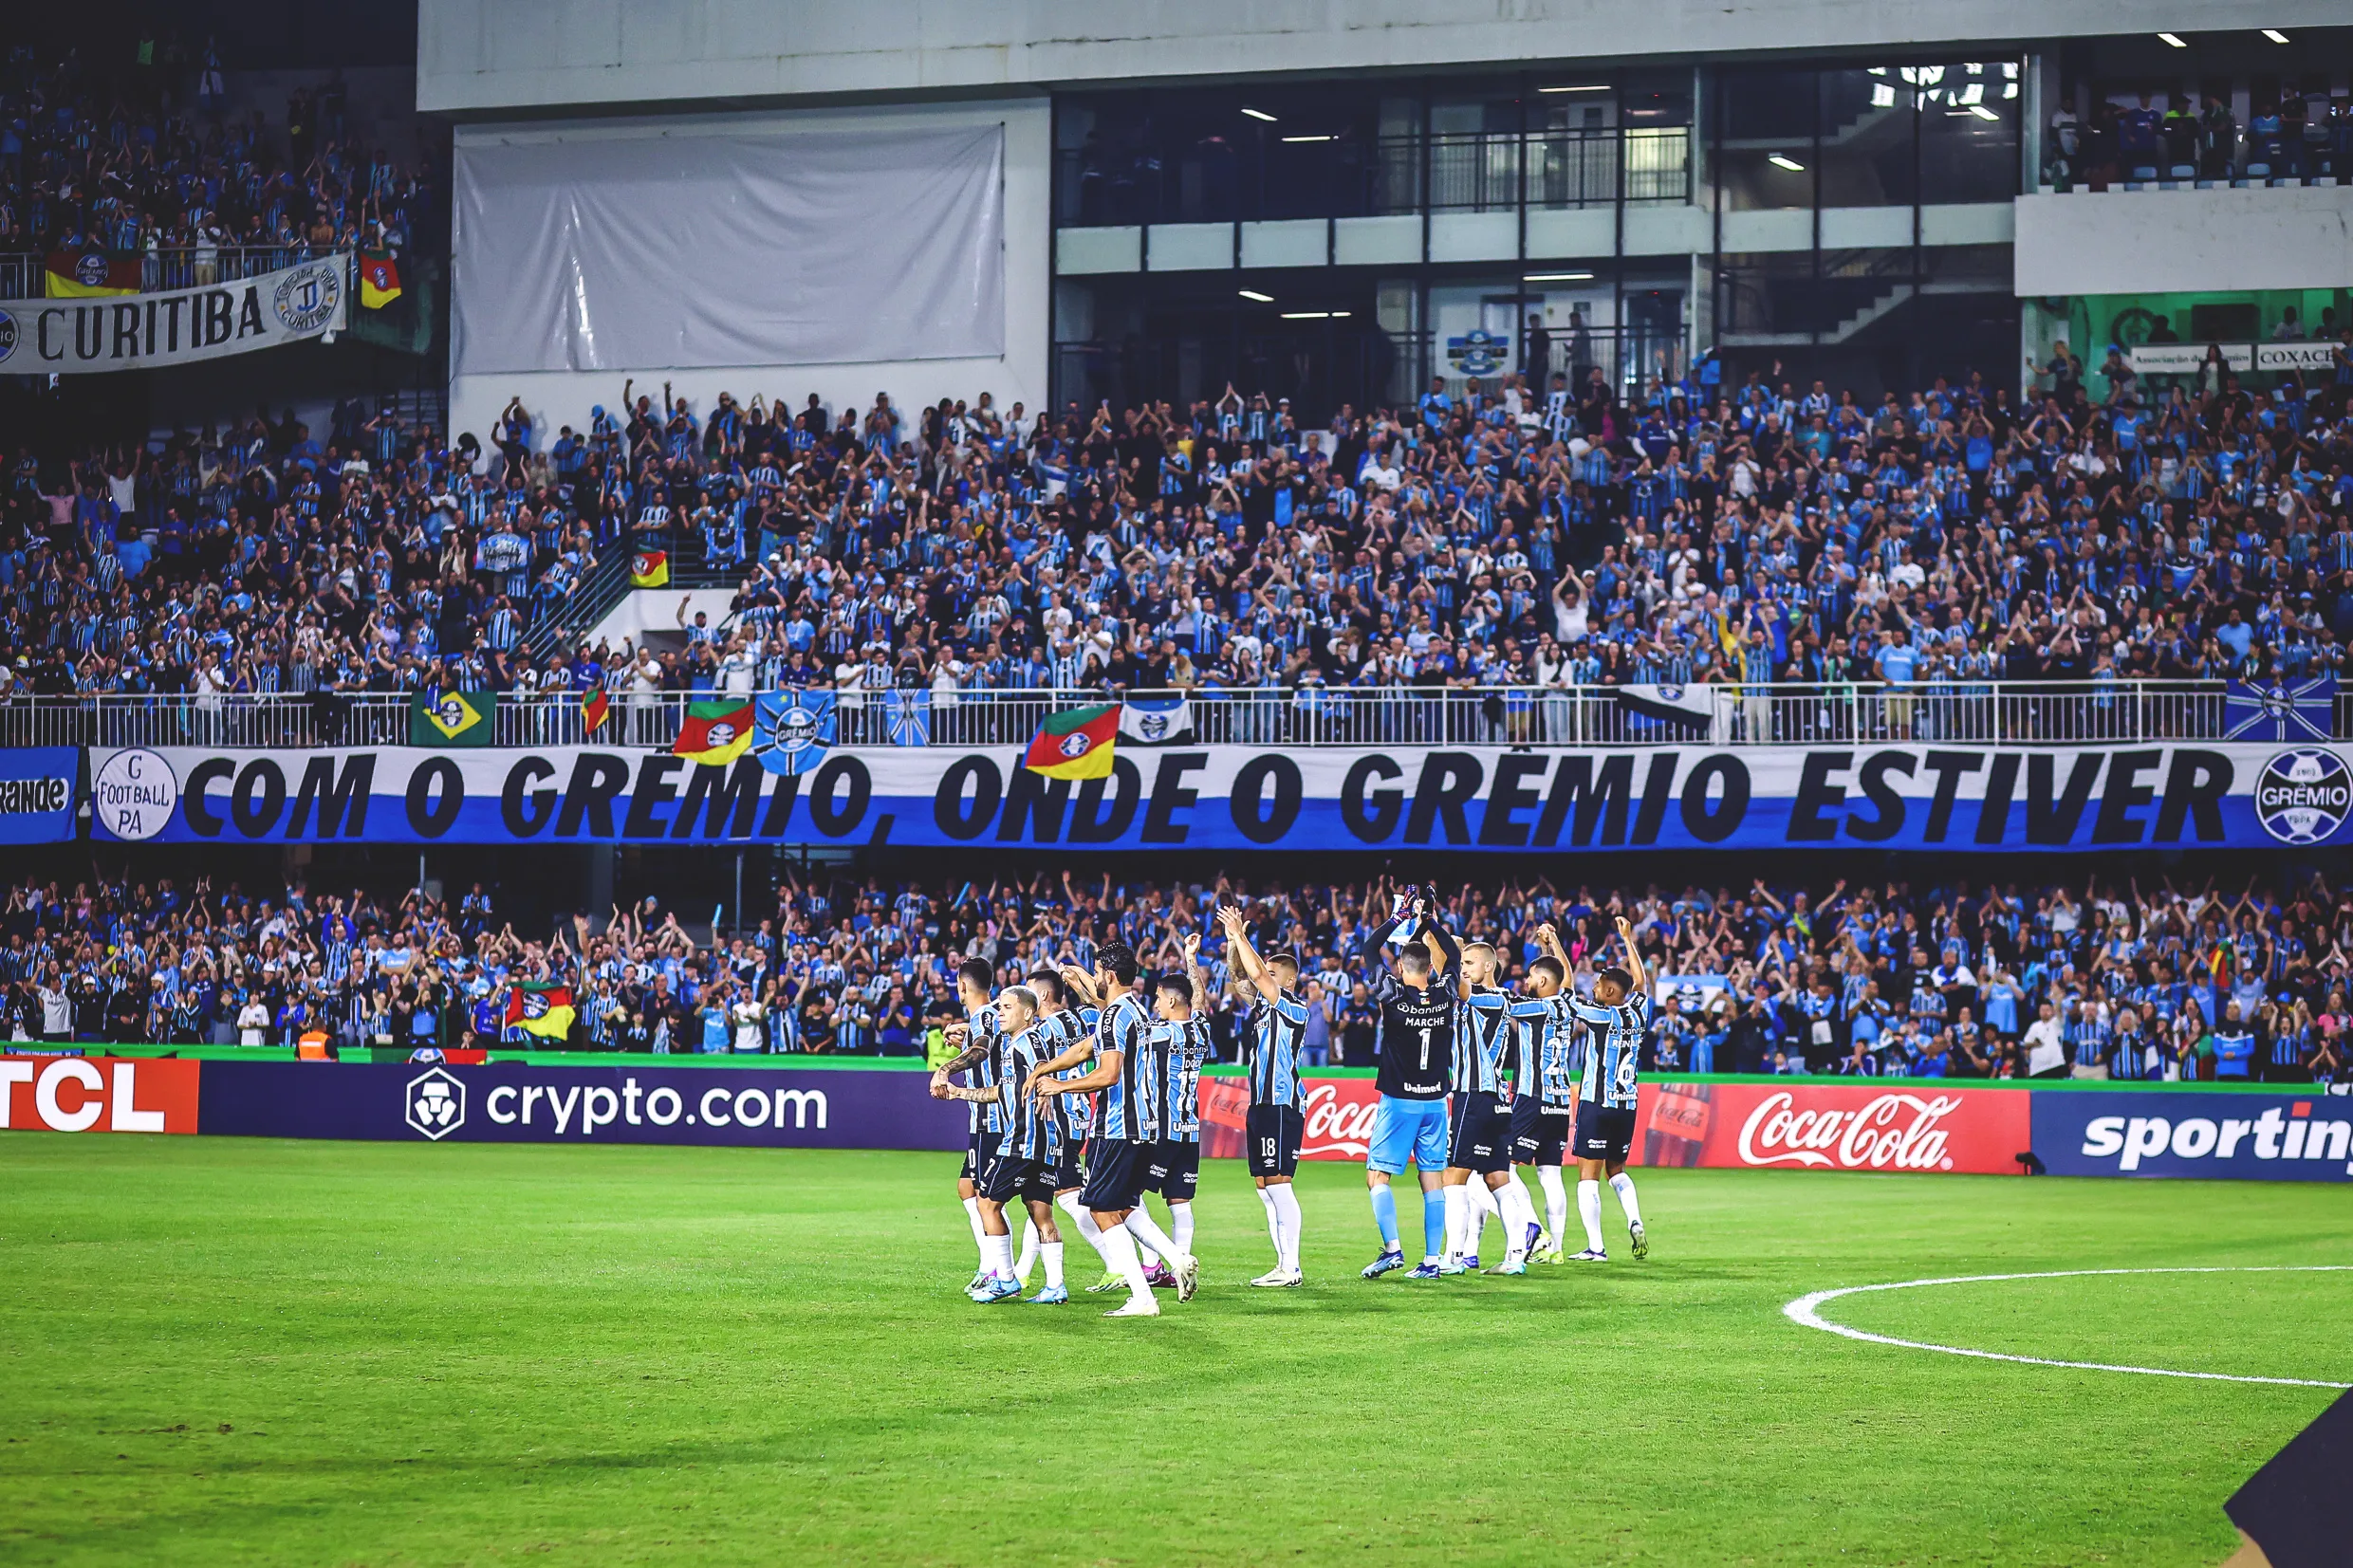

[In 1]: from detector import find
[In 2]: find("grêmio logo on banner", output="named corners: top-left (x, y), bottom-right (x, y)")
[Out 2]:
top-left (69, 741), bottom-right (2353, 852)
top-left (0, 253), bottom-right (346, 374)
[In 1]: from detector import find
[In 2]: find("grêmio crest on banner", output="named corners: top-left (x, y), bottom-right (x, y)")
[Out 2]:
top-left (0, 253), bottom-right (346, 373)
top-left (65, 741), bottom-right (2353, 851)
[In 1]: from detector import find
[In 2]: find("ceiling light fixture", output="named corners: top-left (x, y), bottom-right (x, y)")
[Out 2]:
top-left (1768, 154), bottom-right (1806, 172)
top-left (1969, 104), bottom-right (2001, 120)
top-left (1524, 271), bottom-right (1595, 282)
top-left (2158, 32), bottom-right (2187, 46)
top-left (1280, 134), bottom-right (1335, 143)
top-left (1238, 288), bottom-right (1274, 303)
top-left (1241, 108), bottom-right (1277, 122)
top-left (2262, 28), bottom-right (2289, 42)
top-left (1539, 84), bottom-right (1609, 94)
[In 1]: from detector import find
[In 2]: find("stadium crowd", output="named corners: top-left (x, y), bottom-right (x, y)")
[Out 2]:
top-left (1, 38), bottom-right (436, 275)
top-left (9, 338), bottom-right (2353, 711)
top-left (5, 864), bottom-right (2349, 1085)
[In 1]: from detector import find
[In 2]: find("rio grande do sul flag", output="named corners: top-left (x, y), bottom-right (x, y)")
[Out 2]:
top-left (1023, 703), bottom-right (1120, 780)
top-left (505, 982), bottom-right (576, 1040)
top-left (674, 697), bottom-right (755, 766)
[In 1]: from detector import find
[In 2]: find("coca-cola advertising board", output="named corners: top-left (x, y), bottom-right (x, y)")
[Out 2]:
top-left (1202, 1074), bottom-right (1384, 1161)
top-left (1635, 1080), bottom-right (2031, 1175)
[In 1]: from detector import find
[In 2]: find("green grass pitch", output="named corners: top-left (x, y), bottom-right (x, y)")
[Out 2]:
top-left (2, 1135), bottom-right (2346, 1567)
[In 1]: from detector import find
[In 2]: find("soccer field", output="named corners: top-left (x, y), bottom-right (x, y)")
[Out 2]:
top-left (2, 1137), bottom-right (2345, 1567)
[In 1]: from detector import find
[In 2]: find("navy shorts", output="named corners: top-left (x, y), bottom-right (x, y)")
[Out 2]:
top-left (1143, 1138), bottom-right (1201, 1199)
top-left (976, 1148), bottom-right (1026, 1204)
top-left (1510, 1096), bottom-right (1571, 1167)
top-left (959, 1130), bottom-right (985, 1183)
top-left (1447, 1091), bottom-right (1511, 1174)
top-left (981, 1151), bottom-right (1073, 1208)
top-left (1246, 1104), bottom-right (1305, 1178)
top-left (1574, 1102), bottom-right (1637, 1164)
top-left (1080, 1138), bottom-right (1147, 1212)
top-left (1038, 1146), bottom-right (1084, 1202)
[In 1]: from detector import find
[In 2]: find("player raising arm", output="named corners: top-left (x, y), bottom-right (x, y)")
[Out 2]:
top-left (1354, 883), bottom-right (1461, 1282)
top-left (1219, 903), bottom-right (1307, 1286)
top-left (1536, 917), bottom-right (1651, 1262)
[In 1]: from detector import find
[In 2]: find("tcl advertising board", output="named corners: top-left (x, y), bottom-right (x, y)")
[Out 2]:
top-left (0, 1057), bottom-right (200, 1134)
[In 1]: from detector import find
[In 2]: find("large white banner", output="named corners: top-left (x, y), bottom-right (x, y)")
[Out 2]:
top-left (76, 740), bottom-right (2353, 852)
top-left (451, 126), bottom-right (1006, 377)
top-left (0, 254), bottom-right (347, 374)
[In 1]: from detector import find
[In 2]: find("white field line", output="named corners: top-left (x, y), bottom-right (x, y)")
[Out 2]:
top-left (1783, 1266), bottom-right (2353, 1389)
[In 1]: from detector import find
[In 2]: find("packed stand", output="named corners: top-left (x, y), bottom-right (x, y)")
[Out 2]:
top-left (9, 358), bottom-right (2353, 711)
top-left (0, 38), bottom-right (437, 279)
top-left (466, 341), bottom-right (2353, 711)
top-left (0, 402), bottom-right (599, 704)
top-left (5, 865), bottom-right (2349, 1087)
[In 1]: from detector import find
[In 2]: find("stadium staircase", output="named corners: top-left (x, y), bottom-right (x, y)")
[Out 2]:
top-left (519, 550), bottom-right (744, 662)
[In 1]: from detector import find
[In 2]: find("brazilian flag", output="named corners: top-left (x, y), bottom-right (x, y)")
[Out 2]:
top-left (408, 689), bottom-right (499, 747)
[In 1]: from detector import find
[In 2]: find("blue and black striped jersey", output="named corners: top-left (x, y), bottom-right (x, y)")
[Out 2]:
top-left (1504, 992), bottom-right (1583, 1110)
top-left (1247, 991), bottom-right (1308, 1109)
top-left (1094, 990), bottom-right (1160, 1142)
top-left (995, 1024), bottom-right (1069, 1161)
top-left (1455, 985), bottom-right (1510, 1095)
top-left (962, 1000), bottom-right (1003, 1134)
top-left (1568, 992), bottom-right (1651, 1111)
top-left (1158, 1017), bottom-right (1214, 1143)
top-left (1036, 1005), bottom-right (1098, 1140)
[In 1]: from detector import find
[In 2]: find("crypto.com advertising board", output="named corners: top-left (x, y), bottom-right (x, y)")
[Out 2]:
top-left (8, 1060), bottom-right (2346, 1182)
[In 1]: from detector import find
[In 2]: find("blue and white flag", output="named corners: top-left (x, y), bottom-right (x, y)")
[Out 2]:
top-left (752, 691), bottom-right (835, 776)
top-left (1119, 695), bottom-right (1196, 747)
top-left (1616, 683), bottom-right (1715, 733)
top-left (886, 690), bottom-right (931, 748)
top-left (2224, 676), bottom-right (2338, 742)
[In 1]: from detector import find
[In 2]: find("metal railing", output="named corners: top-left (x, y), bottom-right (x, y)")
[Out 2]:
top-left (0, 682), bottom-right (2334, 752)
top-left (0, 245), bottom-right (352, 301)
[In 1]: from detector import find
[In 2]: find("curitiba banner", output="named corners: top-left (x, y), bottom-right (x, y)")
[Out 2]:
top-left (67, 740), bottom-right (2353, 851)
top-left (5, 1059), bottom-right (2347, 1181)
top-left (0, 252), bottom-right (347, 373)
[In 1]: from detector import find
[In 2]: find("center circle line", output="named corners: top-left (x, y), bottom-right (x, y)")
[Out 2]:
top-left (1783, 1265), bottom-right (2353, 1390)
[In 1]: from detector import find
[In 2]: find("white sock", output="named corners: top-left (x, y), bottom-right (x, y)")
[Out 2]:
top-left (1042, 1241), bottom-right (1065, 1291)
top-left (1467, 1179), bottom-right (1497, 1252)
top-left (962, 1195), bottom-right (987, 1262)
top-left (1171, 1202), bottom-right (1195, 1257)
top-left (1497, 1179), bottom-right (1535, 1261)
top-left (1609, 1171), bottom-right (1644, 1230)
top-left (1013, 1217), bottom-right (1039, 1283)
top-left (1577, 1179), bottom-right (1606, 1253)
top-left (1062, 1194), bottom-right (1110, 1270)
top-left (1505, 1168), bottom-right (1536, 1231)
top-left (1256, 1186), bottom-right (1282, 1256)
top-left (984, 1229), bottom-right (1014, 1280)
top-left (1442, 1183), bottom-right (1470, 1261)
top-left (1125, 1206), bottom-right (1187, 1264)
top-left (1269, 1183), bottom-right (1304, 1272)
top-left (1538, 1166), bottom-right (1568, 1243)
top-left (1099, 1220), bottom-right (1153, 1303)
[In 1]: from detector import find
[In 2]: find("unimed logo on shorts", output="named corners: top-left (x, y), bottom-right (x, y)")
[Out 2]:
top-left (0, 1057), bottom-right (199, 1134)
